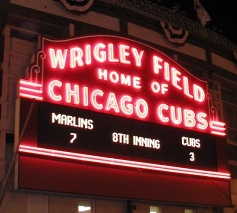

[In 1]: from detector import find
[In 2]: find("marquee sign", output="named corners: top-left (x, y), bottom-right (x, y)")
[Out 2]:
top-left (19, 35), bottom-right (225, 135)
top-left (17, 35), bottom-right (229, 179)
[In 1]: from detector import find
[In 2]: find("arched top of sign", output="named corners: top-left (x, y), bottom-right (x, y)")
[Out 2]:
top-left (19, 35), bottom-right (226, 136)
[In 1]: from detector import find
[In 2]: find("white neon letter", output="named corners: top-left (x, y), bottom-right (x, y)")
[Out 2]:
top-left (135, 99), bottom-right (148, 118)
top-left (85, 45), bottom-right (92, 65)
top-left (184, 109), bottom-right (196, 127)
top-left (153, 56), bottom-right (163, 74)
top-left (70, 47), bottom-right (83, 68)
top-left (109, 71), bottom-right (119, 84)
top-left (172, 68), bottom-right (182, 90)
top-left (105, 93), bottom-right (120, 112)
top-left (170, 106), bottom-right (182, 125)
top-left (108, 43), bottom-right (119, 62)
top-left (164, 62), bottom-right (170, 81)
top-left (91, 89), bottom-right (103, 110)
top-left (183, 76), bottom-right (193, 98)
top-left (120, 95), bottom-right (133, 115)
top-left (49, 48), bottom-right (68, 69)
top-left (193, 84), bottom-right (205, 102)
top-left (133, 77), bottom-right (141, 89)
top-left (197, 112), bottom-right (208, 130)
top-left (65, 83), bottom-right (79, 104)
top-left (98, 68), bottom-right (108, 80)
top-left (161, 84), bottom-right (169, 94)
top-left (157, 104), bottom-right (169, 122)
top-left (131, 48), bottom-right (144, 67)
top-left (94, 43), bottom-right (106, 62)
top-left (119, 45), bottom-right (131, 64)
top-left (48, 80), bottom-right (62, 101)
top-left (83, 87), bottom-right (89, 106)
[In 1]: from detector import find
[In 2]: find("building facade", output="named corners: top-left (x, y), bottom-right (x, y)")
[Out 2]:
top-left (0, 0), bottom-right (236, 213)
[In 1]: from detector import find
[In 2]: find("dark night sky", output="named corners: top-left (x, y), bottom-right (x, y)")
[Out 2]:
top-left (200, 0), bottom-right (237, 45)
top-left (156, 0), bottom-right (237, 45)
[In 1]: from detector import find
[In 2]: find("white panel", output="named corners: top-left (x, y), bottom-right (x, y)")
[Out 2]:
top-left (0, 192), bottom-right (28, 213)
top-left (49, 196), bottom-right (78, 213)
top-left (11, 37), bottom-right (36, 55)
top-left (6, 103), bottom-right (15, 132)
top-left (212, 53), bottom-right (237, 74)
top-left (9, 38), bottom-right (36, 77)
top-left (128, 22), bottom-right (206, 61)
top-left (8, 77), bottom-right (18, 103)
top-left (9, 55), bottom-right (29, 77)
top-left (10, 0), bottom-right (120, 31)
top-left (95, 200), bottom-right (124, 213)
top-left (28, 194), bottom-right (48, 213)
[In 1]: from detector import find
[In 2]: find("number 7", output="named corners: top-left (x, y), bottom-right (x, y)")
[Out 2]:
top-left (70, 133), bottom-right (77, 143)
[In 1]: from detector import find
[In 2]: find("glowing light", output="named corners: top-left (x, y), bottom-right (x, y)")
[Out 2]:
top-left (49, 48), bottom-right (67, 69)
top-left (120, 96), bottom-right (133, 115)
top-left (19, 93), bottom-right (43, 100)
top-left (108, 43), bottom-right (119, 62)
top-left (131, 47), bottom-right (144, 67)
top-left (135, 99), bottom-right (148, 119)
top-left (105, 93), bottom-right (120, 113)
top-left (197, 113), bottom-right (208, 130)
top-left (170, 106), bottom-right (182, 125)
top-left (91, 89), bottom-right (103, 110)
top-left (119, 45), bottom-right (131, 64)
top-left (93, 43), bottom-right (106, 62)
top-left (18, 145), bottom-right (230, 179)
top-left (183, 109), bottom-right (196, 127)
top-left (19, 80), bottom-right (43, 100)
top-left (153, 56), bottom-right (163, 74)
top-left (48, 80), bottom-right (62, 101)
top-left (78, 206), bottom-right (91, 212)
top-left (193, 84), bottom-right (205, 102)
top-left (164, 62), bottom-right (170, 81)
top-left (70, 47), bottom-right (84, 68)
top-left (210, 121), bottom-right (226, 136)
top-left (65, 83), bottom-right (80, 104)
top-left (157, 104), bottom-right (169, 122)
top-left (171, 68), bottom-right (182, 90)
top-left (183, 76), bottom-right (193, 98)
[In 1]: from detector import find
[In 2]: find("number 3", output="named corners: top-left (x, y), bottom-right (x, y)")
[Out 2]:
top-left (189, 152), bottom-right (195, 161)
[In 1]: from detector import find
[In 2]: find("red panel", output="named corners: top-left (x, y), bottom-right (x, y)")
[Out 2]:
top-left (18, 154), bottom-right (231, 206)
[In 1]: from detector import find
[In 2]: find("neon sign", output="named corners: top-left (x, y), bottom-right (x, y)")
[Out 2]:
top-left (16, 36), bottom-right (231, 205)
top-left (19, 35), bottom-right (225, 136)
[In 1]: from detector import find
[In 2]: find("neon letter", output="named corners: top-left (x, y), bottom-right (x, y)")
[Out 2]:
top-left (120, 96), bottom-right (133, 115)
top-left (94, 43), bottom-right (106, 62)
top-left (131, 48), bottom-right (144, 67)
top-left (105, 93), bottom-right (120, 112)
top-left (153, 56), bottom-right (163, 74)
top-left (172, 68), bottom-right (182, 90)
top-left (164, 62), bottom-right (170, 81)
top-left (65, 83), bottom-right (79, 104)
top-left (49, 48), bottom-right (68, 69)
top-left (135, 99), bottom-right (148, 118)
top-left (157, 104), bottom-right (169, 122)
top-left (91, 89), bottom-right (103, 110)
top-left (108, 44), bottom-right (119, 62)
top-left (170, 106), bottom-right (182, 125)
top-left (70, 47), bottom-right (84, 68)
top-left (184, 109), bottom-right (196, 127)
top-left (193, 84), bottom-right (205, 102)
top-left (197, 112), bottom-right (208, 130)
top-left (119, 45), bottom-right (131, 64)
top-left (48, 80), bottom-right (62, 101)
top-left (98, 68), bottom-right (108, 80)
top-left (183, 76), bottom-right (193, 98)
